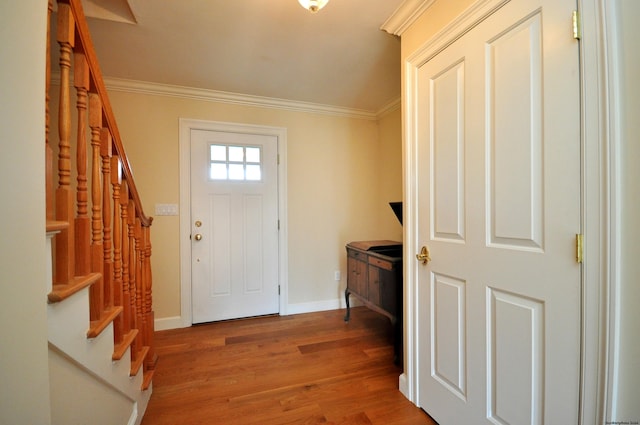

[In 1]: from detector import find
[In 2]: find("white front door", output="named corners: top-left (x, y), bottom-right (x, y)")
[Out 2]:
top-left (414, 0), bottom-right (581, 423)
top-left (190, 129), bottom-right (279, 323)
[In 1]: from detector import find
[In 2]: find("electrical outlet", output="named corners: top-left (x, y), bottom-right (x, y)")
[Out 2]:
top-left (334, 270), bottom-right (341, 281)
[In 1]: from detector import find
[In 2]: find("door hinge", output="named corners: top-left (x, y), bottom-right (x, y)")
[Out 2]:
top-left (277, 154), bottom-right (280, 165)
top-left (278, 285), bottom-right (281, 295)
top-left (572, 10), bottom-right (581, 40)
top-left (576, 233), bottom-right (584, 263)
top-left (277, 219), bottom-right (280, 230)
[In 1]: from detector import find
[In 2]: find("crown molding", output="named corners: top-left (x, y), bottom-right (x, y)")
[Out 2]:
top-left (381, 0), bottom-right (437, 36)
top-left (101, 77), bottom-right (379, 120)
top-left (377, 97), bottom-right (401, 118)
top-left (49, 74), bottom-right (397, 120)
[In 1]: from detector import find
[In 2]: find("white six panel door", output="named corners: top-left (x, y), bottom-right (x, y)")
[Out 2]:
top-left (191, 129), bottom-right (279, 323)
top-left (415, 0), bottom-right (581, 423)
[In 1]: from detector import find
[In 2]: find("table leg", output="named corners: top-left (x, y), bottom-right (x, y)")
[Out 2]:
top-left (344, 288), bottom-right (351, 322)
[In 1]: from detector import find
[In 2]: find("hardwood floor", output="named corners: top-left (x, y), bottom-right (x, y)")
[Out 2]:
top-left (141, 307), bottom-right (435, 425)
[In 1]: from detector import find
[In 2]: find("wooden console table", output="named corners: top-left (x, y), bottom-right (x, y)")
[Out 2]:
top-left (344, 240), bottom-right (402, 364)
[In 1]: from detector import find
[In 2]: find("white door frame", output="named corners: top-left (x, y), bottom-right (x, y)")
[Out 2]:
top-left (179, 119), bottom-right (288, 327)
top-left (400, 1), bottom-right (616, 424)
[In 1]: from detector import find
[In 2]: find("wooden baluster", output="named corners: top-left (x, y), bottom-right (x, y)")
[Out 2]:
top-left (55, 2), bottom-right (76, 284)
top-left (111, 156), bottom-right (123, 345)
top-left (101, 129), bottom-right (113, 311)
top-left (74, 51), bottom-right (90, 276)
top-left (88, 93), bottom-right (104, 321)
top-left (46, 0), bottom-right (54, 221)
top-left (134, 218), bottom-right (144, 357)
top-left (143, 225), bottom-right (157, 372)
top-left (120, 182), bottom-right (132, 337)
top-left (128, 201), bottom-right (140, 359)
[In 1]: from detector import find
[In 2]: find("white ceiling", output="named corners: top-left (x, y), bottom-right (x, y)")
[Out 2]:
top-left (80, 0), bottom-right (405, 113)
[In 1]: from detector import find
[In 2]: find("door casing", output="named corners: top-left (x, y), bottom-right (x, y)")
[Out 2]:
top-left (179, 119), bottom-right (289, 327)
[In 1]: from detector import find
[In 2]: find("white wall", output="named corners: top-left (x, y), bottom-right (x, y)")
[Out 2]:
top-left (48, 348), bottom-right (135, 425)
top-left (0, 0), bottom-right (51, 424)
top-left (610, 0), bottom-right (640, 420)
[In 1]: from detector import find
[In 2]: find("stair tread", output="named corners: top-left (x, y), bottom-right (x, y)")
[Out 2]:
top-left (142, 369), bottom-right (155, 391)
top-left (87, 306), bottom-right (123, 338)
top-left (48, 272), bottom-right (101, 303)
top-left (46, 220), bottom-right (69, 233)
top-left (113, 329), bottom-right (139, 360)
top-left (130, 346), bottom-right (150, 376)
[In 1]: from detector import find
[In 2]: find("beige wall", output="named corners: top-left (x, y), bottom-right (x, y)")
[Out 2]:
top-left (106, 90), bottom-right (402, 318)
top-left (0, 0), bottom-right (52, 424)
top-left (378, 107), bottom-right (404, 227)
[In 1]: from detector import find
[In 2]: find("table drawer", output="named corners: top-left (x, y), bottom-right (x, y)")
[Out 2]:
top-left (369, 256), bottom-right (393, 271)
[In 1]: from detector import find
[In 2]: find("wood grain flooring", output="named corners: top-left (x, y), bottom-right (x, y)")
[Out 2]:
top-left (141, 307), bottom-right (436, 425)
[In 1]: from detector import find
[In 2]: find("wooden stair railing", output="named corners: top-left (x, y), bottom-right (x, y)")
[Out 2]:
top-left (45, 0), bottom-right (157, 390)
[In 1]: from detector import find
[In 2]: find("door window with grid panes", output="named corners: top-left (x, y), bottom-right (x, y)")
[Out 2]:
top-left (209, 144), bottom-right (262, 181)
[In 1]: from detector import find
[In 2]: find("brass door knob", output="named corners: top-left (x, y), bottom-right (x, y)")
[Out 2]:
top-left (194, 233), bottom-right (203, 241)
top-left (416, 246), bottom-right (431, 264)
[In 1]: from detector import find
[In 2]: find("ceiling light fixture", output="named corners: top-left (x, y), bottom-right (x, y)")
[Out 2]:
top-left (298, 0), bottom-right (329, 13)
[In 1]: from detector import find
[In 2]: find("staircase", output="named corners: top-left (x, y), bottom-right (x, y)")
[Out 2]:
top-left (45, 1), bottom-right (156, 423)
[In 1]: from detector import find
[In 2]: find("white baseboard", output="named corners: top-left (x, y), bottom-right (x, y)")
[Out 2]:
top-left (154, 316), bottom-right (185, 331)
top-left (128, 402), bottom-right (138, 425)
top-left (399, 373), bottom-right (409, 399)
top-left (285, 298), bottom-right (343, 315)
top-left (154, 297), bottom-right (363, 330)
top-left (284, 295), bottom-right (365, 315)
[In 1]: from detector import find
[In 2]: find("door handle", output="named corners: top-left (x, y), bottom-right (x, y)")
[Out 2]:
top-left (416, 246), bottom-right (431, 264)
top-left (194, 233), bottom-right (203, 241)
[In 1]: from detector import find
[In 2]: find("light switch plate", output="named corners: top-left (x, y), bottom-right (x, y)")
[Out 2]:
top-left (155, 203), bottom-right (179, 216)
